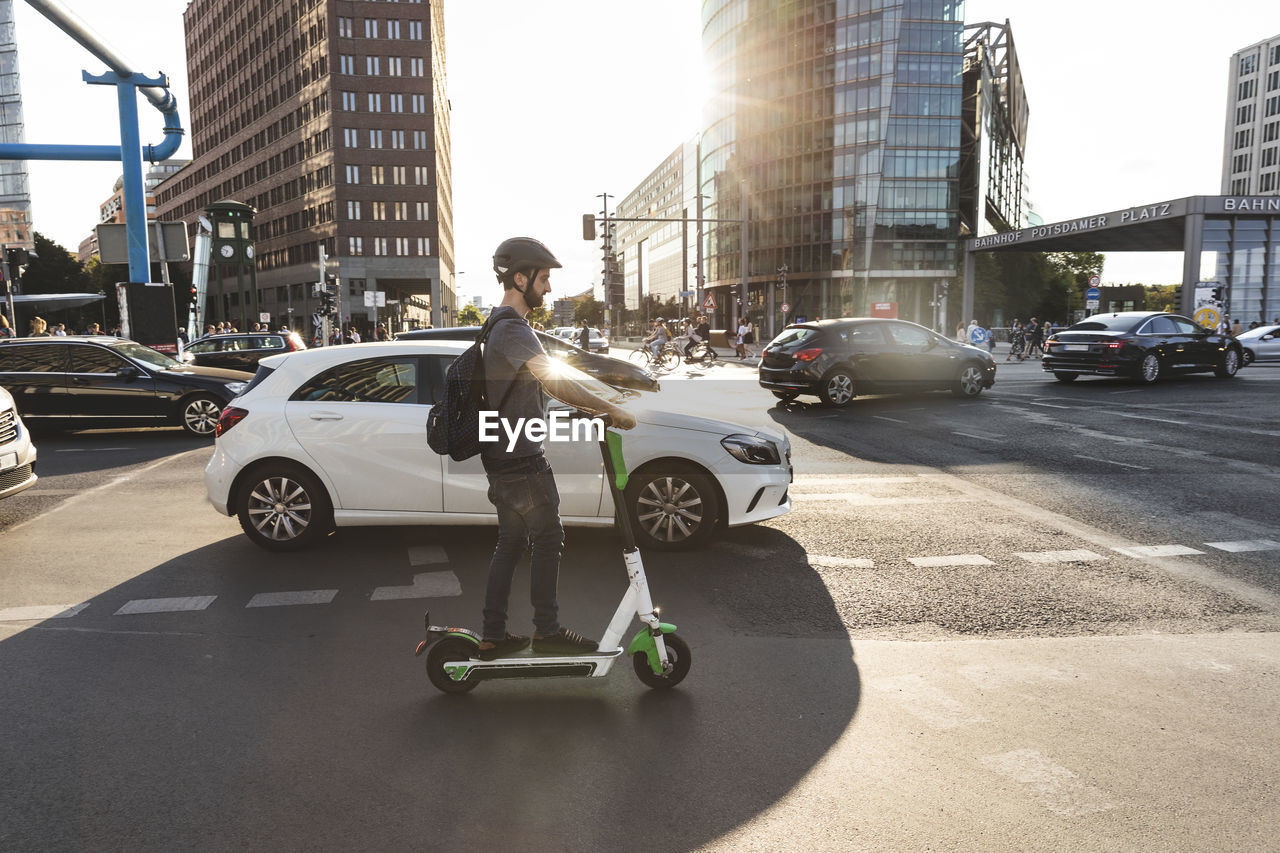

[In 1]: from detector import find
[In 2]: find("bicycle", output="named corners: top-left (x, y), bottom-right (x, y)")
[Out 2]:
top-left (628, 342), bottom-right (680, 372)
top-left (683, 339), bottom-right (718, 367)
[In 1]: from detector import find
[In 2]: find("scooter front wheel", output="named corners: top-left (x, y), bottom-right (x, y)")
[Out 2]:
top-left (426, 637), bottom-right (480, 694)
top-left (633, 633), bottom-right (691, 689)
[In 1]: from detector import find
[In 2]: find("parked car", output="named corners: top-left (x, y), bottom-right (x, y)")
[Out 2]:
top-left (0, 384), bottom-right (37, 501)
top-left (396, 326), bottom-right (655, 391)
top-left (1235, 323), bottom-right (1280, 365)
top-left (180, 331), bottom-right (306, 371)
top-left (563, 326), bottom-right (610, 353)
top-left (0, 336), bottom-right (252, 437)
top-left (206, 340), bottom-right (791, 552)
top-left (758, 318), bottom-right (997, 406)
top-left (1042, 312), bottom-right (1242, 384)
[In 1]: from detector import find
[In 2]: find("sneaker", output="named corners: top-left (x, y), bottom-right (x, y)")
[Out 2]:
top-left (477, 633), bottom-right (530, 661)
top-left (532, 627), bottom-right (598, 655)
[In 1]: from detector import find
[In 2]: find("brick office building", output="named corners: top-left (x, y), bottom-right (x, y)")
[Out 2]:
top-left (154, 0), bottom-right (455, 334)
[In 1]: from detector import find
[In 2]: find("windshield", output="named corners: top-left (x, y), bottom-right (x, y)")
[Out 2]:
top-left (1068, 315), bottom-right (1140, 331)
top-left (769, 327), bottom-right (819, 347)
top-left (114, 340), bottom-right (181, 369)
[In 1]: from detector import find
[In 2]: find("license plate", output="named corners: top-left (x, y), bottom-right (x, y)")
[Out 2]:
top-left (1063, 344), bottom-right (1089, 351)
top-left (0, 452), bottom-right (16, 472)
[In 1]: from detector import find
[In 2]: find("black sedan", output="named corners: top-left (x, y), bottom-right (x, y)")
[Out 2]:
top-left (759, 318), bottom-right (997, 406)
top-left (180, 331), bottom-right (306, 371)
top-left (1042, 312), bottom-right (1243, 384)
top-left (0, 336), bottom-right (253, 436)
top-left (395, 326), bottom-right (658, 391)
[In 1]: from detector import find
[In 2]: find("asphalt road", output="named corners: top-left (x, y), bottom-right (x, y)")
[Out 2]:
top-left (1, 358), bottom-right (1278, 851)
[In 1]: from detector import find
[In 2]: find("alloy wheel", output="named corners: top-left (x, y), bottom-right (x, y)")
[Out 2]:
top-left (957, 365), bottom-right (984, 397)
top-left (246, 475), bottom-right (314, 542)
top-left (635, 475), bottom-right (704, 544)
top-left (824, 373), bottom-right (854, 405)
top-left (183, 398), bottom-right (222, 436)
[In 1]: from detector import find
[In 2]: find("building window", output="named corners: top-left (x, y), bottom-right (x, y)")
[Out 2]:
top-left (338, 17), bottom-right (354, 38)
top-left (396, 237), bottom-right (409, 255)
top-left (394, 202), bottom-right (407, 220)
top-left (366, 56), bottom-right (381, 75)
top-left (341, 91), bottom-right (357, 111)
top-left (364, 18), bottom-right (379, 39)
top-left (368, 93), bottom-right (382, 112)
top-left (387, 57), bottom-right (402, 76)
top-left (349, 237), bottom-right (363, 255)
top-left (416, 201), bottom-right (430, 220)
top-left (372, 202), bottom-right (386, 221)
top-left (408, 21), bottom-right (423, 39)
top-left (417, 237), bottom-right (431, 255)
top-left (373, 237), bottom-right (388, 256)
top-left (387, 20), bottom-right (401, 38)
top-left (410, 57), bottom-right (424, 76)
top-left (411, 94), bottom-right (426, 113)
top-left (389, 94), bottom-right (403, 113)
top-left (339, 55), bottom-right (356, 75)
top-left (391, 130), bottom-right (405, 149)
top-left (413, 130), bottom-right (427, 149)
top-left (369, 129), bottom-right (384, 148)
top-left (344, 128), bottom-right (359, 148)
top-left (392, 166), bottom-right (406, 184)
top-left (1241, 53), bottom-right (1258, 75)
top-left (346, 164), bottom-right (359, 184)
top-left (371, 165), bottom-right (385, 184)
top-left (415, 166), bottom-right (429, 184)
top-left (347, 201), bottom-right (362, 220)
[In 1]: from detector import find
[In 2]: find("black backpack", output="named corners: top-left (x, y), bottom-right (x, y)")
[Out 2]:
top-left (427, 316), bottom-right (512, 461)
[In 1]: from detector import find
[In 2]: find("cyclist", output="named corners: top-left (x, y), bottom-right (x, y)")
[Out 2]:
top-left (645, 317), bottom-right (670, 360)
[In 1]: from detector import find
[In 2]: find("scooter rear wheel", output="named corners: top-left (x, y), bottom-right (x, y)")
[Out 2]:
top-left (633, 633), bottom-right (691, 689)
top-left (426, 637), bottom-right (480, 694)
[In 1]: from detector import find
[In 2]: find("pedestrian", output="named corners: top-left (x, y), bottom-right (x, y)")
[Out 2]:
top-left (474, 237), bottom-right (637, 660)
top-left (0, 314), bottom-right (11, 338)
top-left (28, 317), bottom-right (50, 337)
top-left (1230, 317), bottom-right (1243, 337)
top-left (349, 326), bottom-right (361, 343)
top-left (1006, 319), bottom-right (1024, 362)
top-left (176, 326), bottom-right (189, 346)
top-left (578, 319), bottom-right (591, 350)
top-left (735, 317), bottom-right (749, 359)
top-left (1024, 316), bottom-right (1043, 359)
top-left (83, 322), bottom-right (102, 335)
top-left (955, 322), bottom-right (966, 343)
top-left (742, 319), bottom-right (756, 358)
top-left (375, 323), bottom-right (390, 341)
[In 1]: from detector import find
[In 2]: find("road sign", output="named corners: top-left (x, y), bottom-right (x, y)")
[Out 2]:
top-left (1194, 306), bottom-right (1221, 329)
top-left (259, 312), bottom-right (270, 323)
top-left (363, 291), bottom-right (386, 307)
top-left (702, 292), bottom-right (717, 311)
top-left (1088, 275), bottom-right (1101, 287)
top-left (96, 221), bottom-right (190, 263)
top-left (1085, 286), bottom-right (1101, 309)
top-left (781, 302), bottom-right (790, 314)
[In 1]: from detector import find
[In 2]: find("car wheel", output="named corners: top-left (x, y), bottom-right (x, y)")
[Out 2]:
top-left (1242, 348), bottom-right (1255, 366)
top-left (1054, 372), bottom-right (1078, 383)
top-left (1135, 353), bottom-right (1161, 385)
top-left (180, 394), bottom-right (224, 437)
top-left (625, 466), bottom-right (720, 551)
top-left (236, 463), bottom-right (333, 551)
top-left (1214, 347), bottom-right (1240, 378)
top-left (771, 391), bottom-right (798, 402)
top-left (818, 369), bottom-right (855, 407)
top-left (952, 363), bottom-right (987, 397)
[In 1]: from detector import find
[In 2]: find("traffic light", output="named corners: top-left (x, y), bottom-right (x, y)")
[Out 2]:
top-left (582, 213), bottom-right (596, 241)
top-left (5, 247), bottom-right (30, 285)
top-left (1211, 287), bottom-right (1224, 303)
top-left (188, 286), bottom-right (198, 309)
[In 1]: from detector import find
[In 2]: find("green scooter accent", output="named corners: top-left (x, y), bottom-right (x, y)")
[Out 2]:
top-left (606, 430), bottom-right (628, 491)
top-left (628, 623), bottom-right (677, 674)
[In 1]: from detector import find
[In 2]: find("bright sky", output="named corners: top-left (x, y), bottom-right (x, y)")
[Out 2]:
top-left (12, 0), bottom-right (1277, 302)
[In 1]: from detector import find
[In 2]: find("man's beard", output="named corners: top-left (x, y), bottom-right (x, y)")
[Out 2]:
top-left (521, 283), bottom-right (544, 310)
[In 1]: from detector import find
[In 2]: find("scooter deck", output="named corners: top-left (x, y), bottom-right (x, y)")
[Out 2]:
top-left (456, 647), bottom-right (626, 682)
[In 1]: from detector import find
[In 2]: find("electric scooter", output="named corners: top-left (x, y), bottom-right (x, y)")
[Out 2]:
top-left (414, 424), bottom-right (691, 693)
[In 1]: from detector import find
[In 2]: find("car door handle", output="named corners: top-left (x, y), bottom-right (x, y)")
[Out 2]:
top-left (309, 412), bottom-right (343, 421)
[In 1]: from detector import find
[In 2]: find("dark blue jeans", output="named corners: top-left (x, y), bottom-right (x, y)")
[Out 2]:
top-left (481, 453), bottom-right (564, 642)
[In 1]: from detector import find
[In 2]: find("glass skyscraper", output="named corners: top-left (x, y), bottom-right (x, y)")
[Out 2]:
top-left (698, 0), bottom-right (1017, 333)
top-left (0, 0), bottom-right (32, 249)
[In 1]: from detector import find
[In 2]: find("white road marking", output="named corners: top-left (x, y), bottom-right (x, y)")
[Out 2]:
top-left (1112, 544), bottom-right (1205, 558)
top-left (907, 554), bottom-right (994, 567)
top-left (1203, 539), bottom-right (1280, 553)
top-left (809, 555), bottom-right (875, 569)
top-left (1015, 549), bottom-right (1107, 564)
top-left (872, 415), bottom-right (909, 423)
top-left (1027, 401), bottom-right (1073, 409)
top-left (371, 571), bottom-right (462, 601)
top-left (0, 603), bottom-right (90, 622)
top-left (115, 596), bottom-right (217, 616)
top-left (878, 674), bottom-right (987, 729)
top-left (792, 476), bottom-right (923, 486)
top-left (1115, 412), bottom-right (1188, 425)
top-left (246, 589), bottom-right (339, 608)
top-left (978, 749), bottom-right (1116, 816)
top-left (952, 431), bottom-right (1002, 442)
top-left (1073, 454), bottom-right (1150, 470)
top-left (407, 545), bottom-right (449, 566)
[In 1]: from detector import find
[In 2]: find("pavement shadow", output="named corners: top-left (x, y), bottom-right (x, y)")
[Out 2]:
top-left (0, 522), bottom-right (860, 851)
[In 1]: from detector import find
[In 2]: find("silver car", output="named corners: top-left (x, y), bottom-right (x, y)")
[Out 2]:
top-left (1237, 324), bottom-right (1280, 365)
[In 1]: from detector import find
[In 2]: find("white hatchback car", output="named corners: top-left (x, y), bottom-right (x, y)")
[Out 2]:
top-left (205, 341), bottom-right (792, 552)
top-left (0, 384), bottom-right (38, 501)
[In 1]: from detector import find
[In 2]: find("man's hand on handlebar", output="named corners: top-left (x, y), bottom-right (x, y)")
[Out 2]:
top-left (601, 407), bottom-right (637, 430)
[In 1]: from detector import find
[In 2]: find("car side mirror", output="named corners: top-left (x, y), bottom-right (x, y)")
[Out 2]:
top-left (116, 365), bottom-right (140, 381)
top-left (1263, 334), bottom-right (1275, 341)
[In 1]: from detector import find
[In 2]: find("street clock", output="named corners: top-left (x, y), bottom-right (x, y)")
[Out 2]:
top-left (203, 199), bottom-right (260, 329)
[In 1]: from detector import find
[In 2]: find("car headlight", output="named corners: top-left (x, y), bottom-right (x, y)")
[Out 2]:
top-left (721, 434), bottom-right (781, 465)
top-left (225, 381), bottom-right (248, 397)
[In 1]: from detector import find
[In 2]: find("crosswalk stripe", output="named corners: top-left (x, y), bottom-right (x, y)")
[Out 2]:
top-left (1015, 550), bottom-right (1107, 564)
top-left (1112, 544), bottom-right (1205, 558)
top-left (246, 590), bottom-right (339, 608)
top-left (1203, 539), bottom-right (1280, 553)
top-left (0, 603), bottom-right (90, 622)
top-left (371, 571), bottom-right (462, 601)
top-left (908, 554), bottom-right (994, 567)
top-left (115, 596), bottom-right (217, 616)
top-left (809, 555), bottom-right (875, 569)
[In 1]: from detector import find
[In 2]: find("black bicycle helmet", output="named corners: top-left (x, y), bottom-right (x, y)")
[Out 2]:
top-left (493, 237), bottom-right (562, 286)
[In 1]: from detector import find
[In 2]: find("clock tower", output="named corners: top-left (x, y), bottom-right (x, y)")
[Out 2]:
top-left (203, 199), bottom-right (258, 328)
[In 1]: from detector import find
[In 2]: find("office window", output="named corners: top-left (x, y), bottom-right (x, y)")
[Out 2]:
top-left (341, 91), bottom-right (357, 111)
top-left (371, 165), bottom-right (385, 184)
top-left (396, 237), bottom-right (409, 255)
top-left (368, 93), bottom-right (382, 112)
top-left (387, 20), bottom-right (401, 38)
top-left (387, 57), bottom-right (402, 76)
top-left (346, 164), bottom-right (359, 184)
top-left (1241, 53), bottom-right (1258, 75)
top-left (344, 128), bottom-right (359, 147)
top-left (364, 18), bottom-right (379, 39)
top-left (369, 129), bottom-right (384, 148)
top-left (391, 130), bottom-right (405, 149)
top-left (347, 201), bottom-right (362, 220)
top-left (372, 202), bottom-right (386, 221)
top-left (389, 94), bottom-right (403, 113)
top-left (411, 94), bottom-right (426, 113)
top-left (415, 166), bottom-right (429, 184)
top-left (417, 237), bottom-right (431, 255)
top-left (338, 17), bottom-right (354, 38)
top-left (349, 237), bottom-right (364, 255)
top-left (410, 57), bottom-right (424, 76)
top-left (339, 55), bottom-right (356, 75)
top-left (367, 56), bottom-right (381, 75)
top-left (408, 21), bottom-right (423, 39)
top-left (416, 201), bottom-right (430, 220)
top-left (392, 166), bottom-right (406, 184)
top-left (373, 237), bottom-right (388, 256)
top-left (413, 130), bottom-right (427, 149)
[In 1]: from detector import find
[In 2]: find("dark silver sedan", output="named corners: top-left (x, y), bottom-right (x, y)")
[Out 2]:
top-left (1236, 324), bottom-right (1280, 365)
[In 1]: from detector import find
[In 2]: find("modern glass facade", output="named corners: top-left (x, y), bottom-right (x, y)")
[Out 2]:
top-left (1201, 216), bottom-right (1280, 321)
top-left (0, 0), bottom-right (32, 249)
top-left (699, 0), bottom-right (974, 333)
top-left (615, 140), bottom-right (699, 316)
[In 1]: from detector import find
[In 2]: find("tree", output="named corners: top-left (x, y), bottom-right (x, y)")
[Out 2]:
top-left (526, 305), bottom-right (552, 329)
top-left (19, 233), bottom-right (91, 295)
top-left (573, 295), bottom-right (604, 328)
top-left (456, 303), bottom-right (484, 326)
